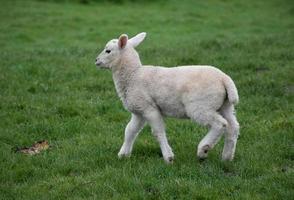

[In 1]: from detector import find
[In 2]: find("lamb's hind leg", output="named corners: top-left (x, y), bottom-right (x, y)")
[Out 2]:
top-left (196, 112), bottom-right (228, 160)
top-left (220, 102), bottom-right (240, 161)
top-left (143, 109), bottom-right (174, 163)
top-left (118, 113), bottom-right (145, 158)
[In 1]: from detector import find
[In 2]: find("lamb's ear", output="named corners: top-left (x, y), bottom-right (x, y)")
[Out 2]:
top-left (129, 32), bottom-right (146, 48)
top-left (118, 34), bottom-right (128, 49)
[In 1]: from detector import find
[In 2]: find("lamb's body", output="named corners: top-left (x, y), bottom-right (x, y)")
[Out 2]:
top-left (96, 32), bottom-right (240, 163)
top-left (122, 65), bottom-right (228, 120)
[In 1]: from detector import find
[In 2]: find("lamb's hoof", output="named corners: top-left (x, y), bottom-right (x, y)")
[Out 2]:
top-left (118, 152), bottom-right (131, 159)
top-left (197, 144), bottom-right (210, 160)
top-left (164, 156), bottom-right (174, 164)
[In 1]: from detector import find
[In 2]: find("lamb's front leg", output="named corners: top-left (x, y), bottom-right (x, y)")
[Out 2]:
top-left (144, 109), bottom-right (174, 163)
top-left (118, 113), bottom-right (145, 158)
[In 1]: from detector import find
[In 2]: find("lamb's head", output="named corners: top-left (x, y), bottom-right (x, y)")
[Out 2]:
top-left (95, 32), bottom-right (146, 69)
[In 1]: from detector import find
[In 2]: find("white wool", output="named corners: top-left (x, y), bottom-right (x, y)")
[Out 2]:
top-left (95, 32), bottom-right (240, 163)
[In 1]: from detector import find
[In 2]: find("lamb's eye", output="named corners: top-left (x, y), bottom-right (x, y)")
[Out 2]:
top-left (105, 50), bottom-right (111, 54)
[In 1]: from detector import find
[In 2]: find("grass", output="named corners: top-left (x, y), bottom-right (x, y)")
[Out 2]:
top-left (0, 0), bottom-right (293, 199)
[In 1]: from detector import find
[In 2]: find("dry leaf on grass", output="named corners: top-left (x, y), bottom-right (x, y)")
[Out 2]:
top-left (15, 140), bottom-right (50, 155)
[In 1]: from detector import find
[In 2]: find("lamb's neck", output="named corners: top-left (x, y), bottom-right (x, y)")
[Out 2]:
top-left (112, 59), bottom-right (141, 101)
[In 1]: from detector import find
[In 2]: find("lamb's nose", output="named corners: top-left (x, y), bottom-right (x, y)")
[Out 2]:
top-left (95, 58), bottom-right (98, 62)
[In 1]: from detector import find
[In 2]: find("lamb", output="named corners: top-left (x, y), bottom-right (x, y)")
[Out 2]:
top-left (95, 32), bottom-right (240, 163)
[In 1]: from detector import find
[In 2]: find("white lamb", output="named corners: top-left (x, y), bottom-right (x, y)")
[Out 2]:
top-left (95, 32), bottom-right (240, 163)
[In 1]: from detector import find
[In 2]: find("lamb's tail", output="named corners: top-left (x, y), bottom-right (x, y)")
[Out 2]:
top-left (223, 75), bottom-right (239, 105)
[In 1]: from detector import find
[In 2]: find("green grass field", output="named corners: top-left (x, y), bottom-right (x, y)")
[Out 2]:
top-left (0, 0), bottom-right (293, 199)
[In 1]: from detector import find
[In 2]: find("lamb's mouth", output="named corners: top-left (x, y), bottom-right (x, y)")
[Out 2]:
top-left (96, 62), bottom-right (109, 69)
top-left (95, 61), bottom-right (102, 66)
